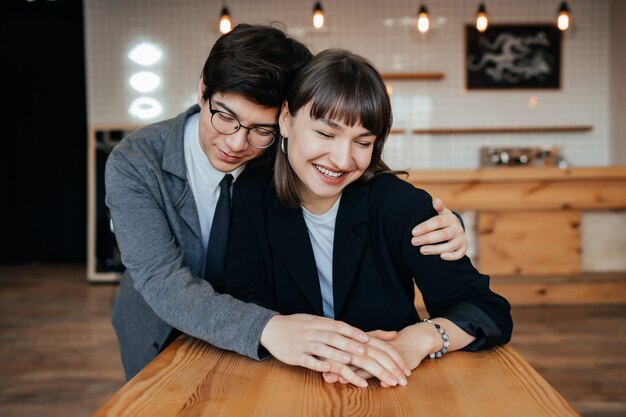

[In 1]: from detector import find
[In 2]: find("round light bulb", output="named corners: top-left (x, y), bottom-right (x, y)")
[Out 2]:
top-left (313, 10), bottom-right (324, 29)
top-left (220, 15), bottom-right (232, 34)
top-left (417, 12), bottom-right (429, 33)
top-left (557, 12), bottom-right (569, 31)
top-left (476, 13), bottom-right (488, 32)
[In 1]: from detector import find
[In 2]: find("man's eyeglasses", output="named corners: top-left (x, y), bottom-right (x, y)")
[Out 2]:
top-left (208, 99), bottom-right (277, 149)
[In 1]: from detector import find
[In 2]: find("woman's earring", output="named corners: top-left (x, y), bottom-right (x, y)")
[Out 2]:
top-left (280, 137), bottom-right (288, 155)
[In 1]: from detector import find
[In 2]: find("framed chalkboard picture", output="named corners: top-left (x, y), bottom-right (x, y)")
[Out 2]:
top-left (465, 24), bottom-right (562, 89)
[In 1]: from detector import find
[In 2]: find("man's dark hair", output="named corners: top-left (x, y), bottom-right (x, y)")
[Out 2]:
top-left (201, 24), bottom-right (313, 108)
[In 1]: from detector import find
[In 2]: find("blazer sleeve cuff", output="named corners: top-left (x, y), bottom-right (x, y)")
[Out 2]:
top-left (441, 302), bottom-right (503, 351)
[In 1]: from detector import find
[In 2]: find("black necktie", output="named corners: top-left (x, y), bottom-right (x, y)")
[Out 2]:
top-left (205, 174), bottom-right (233, 281)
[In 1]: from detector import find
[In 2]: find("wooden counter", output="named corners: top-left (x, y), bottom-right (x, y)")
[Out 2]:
top-left (404, 166), bottom-right (626, 277)
top-left (405, 166), bottom-right (626, 211)
top-left (92, 335), bottom-right (581, 417)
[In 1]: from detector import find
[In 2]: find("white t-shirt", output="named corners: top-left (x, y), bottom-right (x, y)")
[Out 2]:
top-left (302, 196), bottom-right (342, 319)
top-left (183, 113), bottom-right (245, 250)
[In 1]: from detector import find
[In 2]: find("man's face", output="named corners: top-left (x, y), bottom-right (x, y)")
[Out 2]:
top-left (197, 88), bottom-right (278, 173)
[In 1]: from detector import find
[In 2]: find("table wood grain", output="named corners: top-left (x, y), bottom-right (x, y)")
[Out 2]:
top-left (93, 335), bottom-right (581, 417)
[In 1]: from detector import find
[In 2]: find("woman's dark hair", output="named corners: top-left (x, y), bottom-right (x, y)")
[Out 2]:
top-left (275, 49), bottom-right (396, 207)
top-left (201, 24), bottom-right (313, 108)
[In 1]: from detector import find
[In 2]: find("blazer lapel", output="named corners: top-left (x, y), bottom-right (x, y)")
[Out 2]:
top-left (162, 105), bottom-right (203, 241)
top-left (174, 183), bottom-right (202, 241)
top-left (332, 183), bottom-right (369, 319)
top-left (267, 200), bottom-right (324, 316)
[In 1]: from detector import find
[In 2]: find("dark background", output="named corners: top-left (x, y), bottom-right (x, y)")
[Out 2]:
top-left (0, 0), bottom-right (87, 263)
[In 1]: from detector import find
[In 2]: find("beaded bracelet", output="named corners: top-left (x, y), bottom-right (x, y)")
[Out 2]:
top-left (422, 319), bottom-right (450, 359)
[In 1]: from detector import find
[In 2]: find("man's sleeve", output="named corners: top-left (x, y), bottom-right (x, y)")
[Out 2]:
top-left (105, 148), bottom-right (278, 360)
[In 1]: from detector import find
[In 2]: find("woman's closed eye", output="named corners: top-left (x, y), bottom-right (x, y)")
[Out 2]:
top-left (355, 140), bottom-right (373, 148)
top-left (315, 130), bottom-right (334, 139)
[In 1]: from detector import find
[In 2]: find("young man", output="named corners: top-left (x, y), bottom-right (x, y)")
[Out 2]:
top-left (105, 24), bottom-right (467, 385)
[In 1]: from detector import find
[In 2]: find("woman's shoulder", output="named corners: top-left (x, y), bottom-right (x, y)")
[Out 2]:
top-left (362, 173), bottom-right (437, 226)
top-left (368, 173), bottom-right (433, 206)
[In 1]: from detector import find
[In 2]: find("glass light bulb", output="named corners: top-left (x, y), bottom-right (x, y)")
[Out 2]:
top-left (557, 12), bottom-right (569, 31)
top-left (313, 11), bottom-right (324, 29)
top-left (417, 13), bottom-right (429, 33)
top-left (220, 15), bottom-right (232, 34)
top-left (476, 13), bottom-right (488, 32)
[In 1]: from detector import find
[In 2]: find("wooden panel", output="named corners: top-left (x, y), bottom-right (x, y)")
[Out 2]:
top-left (490, 274), bottom-right (626, 305)
top-left (411, 126), bottom-right (592, 135)
top-left (581, 212), bottom-right (626, 272)
top-left (478, 211), bottom-right (581, 276)
top-left (406, 166), bottom-right (626, 183)
top-left (403, 180), bottom-right (626, 211)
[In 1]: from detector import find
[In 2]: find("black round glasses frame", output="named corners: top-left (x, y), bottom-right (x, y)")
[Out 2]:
top-left (208, 99), bottom-right (278, 149)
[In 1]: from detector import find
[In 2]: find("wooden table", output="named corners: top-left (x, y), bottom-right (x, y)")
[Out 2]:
top-left (93, 335), bottom-right (580, 417)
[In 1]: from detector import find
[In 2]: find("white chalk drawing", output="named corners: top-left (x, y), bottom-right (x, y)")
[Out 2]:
top-left (466, 25), bottom-right (560, 89)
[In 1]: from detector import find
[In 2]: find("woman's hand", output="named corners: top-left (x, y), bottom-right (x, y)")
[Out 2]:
top-left (385, 324), bottom-right (440, 372)
top-left (411, 198), bottom-right (467, 261)
top-left (323, 324), bottom-right (443, 387)
top-left (321, 330), bottom-right (410, 387)
top-left (260, 315), bottom-right (408, 387)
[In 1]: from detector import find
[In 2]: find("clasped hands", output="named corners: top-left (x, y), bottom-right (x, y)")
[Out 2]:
top-left (261, 314), bottom-right (441, 388)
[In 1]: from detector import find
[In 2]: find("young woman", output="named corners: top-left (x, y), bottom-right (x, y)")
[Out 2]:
top-left (216, 49), bottom-right (512, 387)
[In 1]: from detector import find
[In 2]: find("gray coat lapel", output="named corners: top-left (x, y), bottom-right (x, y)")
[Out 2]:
top-left (161, 105), bottom-right (203, 241)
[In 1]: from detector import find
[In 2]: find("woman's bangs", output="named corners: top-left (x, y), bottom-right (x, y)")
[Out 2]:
top-left (307, 81), bottom-right (384, 136)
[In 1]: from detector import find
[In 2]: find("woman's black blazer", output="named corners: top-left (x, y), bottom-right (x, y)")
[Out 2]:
top-left (216, 173), bottom-right (512, 350)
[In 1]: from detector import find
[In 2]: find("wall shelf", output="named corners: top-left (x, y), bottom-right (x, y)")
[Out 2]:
top-left (411, 126), bottom-right (593, 135)
top-left (381, 72), bottom-right (445, 81)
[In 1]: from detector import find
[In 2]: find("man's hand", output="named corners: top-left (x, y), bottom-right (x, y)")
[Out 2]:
top-left (411, 198), bottom-right (467, 261)
top-left (261, 315), bottom-right (408, 388)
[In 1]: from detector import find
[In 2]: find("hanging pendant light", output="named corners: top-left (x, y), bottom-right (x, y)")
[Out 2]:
top-left (475, 2), bottom-right (488, 33)
top-left (219, 6), bottom-right (232, 34)
top-left (416, 5), bottom-right (430, 34)
top-left (312, 2), bottom-right (325, 29)
top-left (557, 1), bottom-right (571, 31)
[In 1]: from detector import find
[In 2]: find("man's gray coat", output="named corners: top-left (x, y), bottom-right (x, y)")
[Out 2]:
top-left (105, 105), bottom-right (276, 380)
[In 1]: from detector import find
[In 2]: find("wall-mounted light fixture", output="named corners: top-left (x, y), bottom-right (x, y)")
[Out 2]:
top-left (128, 97), bottom-right (163, 120)
top-left (475, 2), bottom-right (488, 32)
top-left (127, 42), bottom-right (162, 66)
top-left (557, 1), bottom-right (571, 31)
top-left (129, 72), bottom-right (161, 93)
top-left (416, 4), bottom-right (430, 34)
top-left (312, 2), bottom-right (325, 29)
top-left (219, 5), bottom-right (232, 34)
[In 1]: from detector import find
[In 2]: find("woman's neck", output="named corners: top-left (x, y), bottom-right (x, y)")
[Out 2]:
top-left (301, 194), bottom-right (341, 215)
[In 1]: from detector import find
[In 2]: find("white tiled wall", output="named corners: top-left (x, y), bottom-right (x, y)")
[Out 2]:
top-left (85, 0), bottom-right (611, 169)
